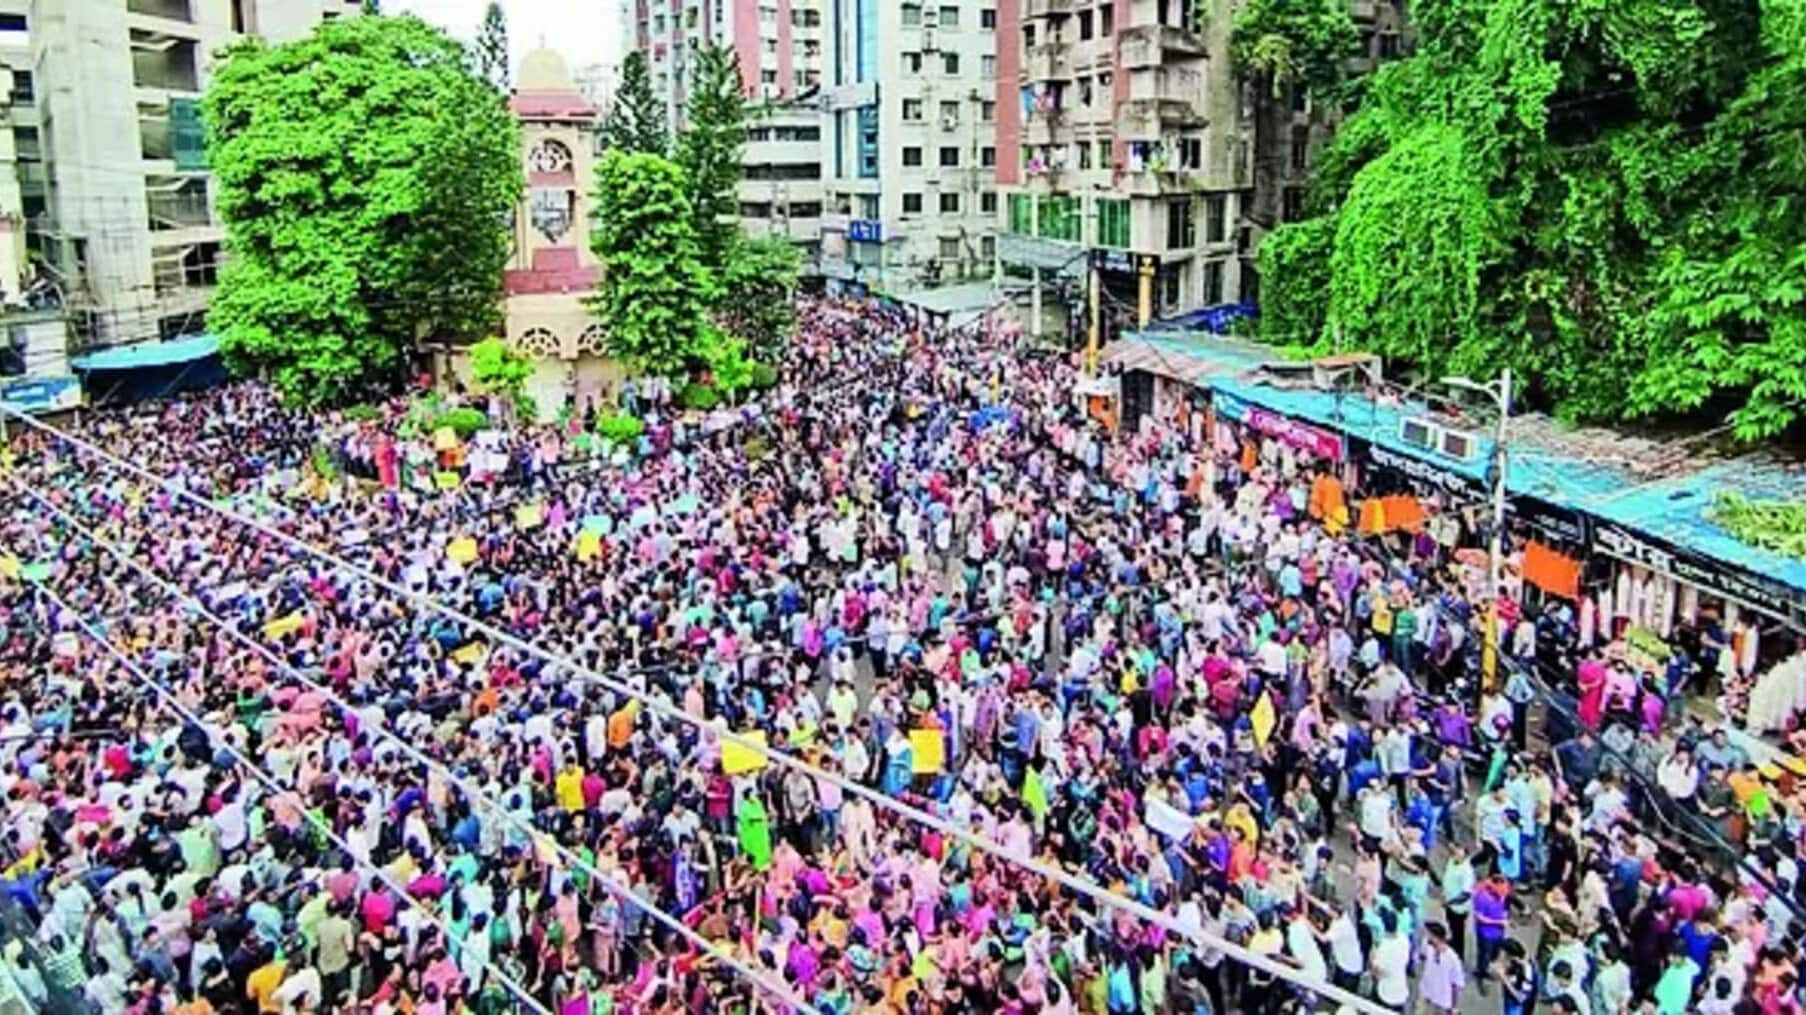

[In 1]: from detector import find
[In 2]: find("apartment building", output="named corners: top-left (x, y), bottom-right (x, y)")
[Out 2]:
top-left (29, 0), bottom-right (358, 347)
top-left (739, 103), bottom-right (822, 267)
top-left (995, 0), bottom-right (1405, 339)
top-left (818, 0), bottom-right (1001, 292)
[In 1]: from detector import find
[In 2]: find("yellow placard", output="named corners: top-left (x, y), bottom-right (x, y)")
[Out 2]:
top-left (574, 529), bottom-right (602, 561)
top-left (515, 502), bottom-right (544, 530)
top-left (1249, 691), bottom-right (1276, 748)
top-left (451, 642), bottom-right (486, 666)
top-left (446, 537), bottom-right (479, 564)
top-left (263, 612), bottom-right (305, 640)
top-left (435, 470), bottom-right (461, 490)
top-left (0, 555), bottom-right (17, 580)
top-left (721, 730), bottom-right (769, 775)
top-left (909, 729), bottom-right (945, 774)
top-left (433, 427), bottom-right (459, 451)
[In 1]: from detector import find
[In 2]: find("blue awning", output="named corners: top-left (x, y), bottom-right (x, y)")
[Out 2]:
top-left (72, 333), bottom-right (219, 371)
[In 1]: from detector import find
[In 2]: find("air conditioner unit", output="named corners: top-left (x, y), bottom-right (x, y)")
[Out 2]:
top-left (940, 114), bottom-right (959, 131)
top-left (1399, 416), bottom-right (1438, 450)
top-left (1439, 427), bottom-right (1479, 461)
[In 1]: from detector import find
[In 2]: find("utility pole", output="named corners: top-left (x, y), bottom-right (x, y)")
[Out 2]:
top-left (1444, 368), bottom-right (1513, 697)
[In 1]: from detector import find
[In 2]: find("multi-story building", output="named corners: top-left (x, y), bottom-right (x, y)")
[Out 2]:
top-left (739, 102), bottom-right (822, 267)
top-left (994, 0), bottom-right (1406, 341)
top-left (29, 0), bottom-right (358, 348)
top-left (819, 0), bottom-right (1001, 293)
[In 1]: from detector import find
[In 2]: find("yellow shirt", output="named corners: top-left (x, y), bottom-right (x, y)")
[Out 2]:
top-left (555, 768), bottom-right (585, 812)
top-left (246, 960), bottom-right (288, 1014)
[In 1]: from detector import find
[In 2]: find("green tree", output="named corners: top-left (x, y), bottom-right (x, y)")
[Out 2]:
top-left (673, 46), bottom-right (749, 278)
top-left (1230, 0), bottom-right (1359, 228)
top-left (469, 335), bottom-right (534, 416)
top-left (474, 1), bottom-right (509, 91)
top-left (601, 50), bottom-right (668, 155)
top-left (588, 151), bottom-right (719, 378)
top-left (715, 234), bottom-right (802, 360)
top-left (1257, 0), bottom-right (1806, 439)
top-left (203, 15), bottom-right (521, 404)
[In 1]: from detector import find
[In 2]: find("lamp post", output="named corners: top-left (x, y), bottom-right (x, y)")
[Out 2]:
top-left (1443, 368), bottom-right (1513, 697)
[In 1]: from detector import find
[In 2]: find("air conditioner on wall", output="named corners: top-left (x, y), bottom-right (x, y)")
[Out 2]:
top-left (1399, 416), bottom-right (1437, 451)
top-left (1439, 427), bottom-right (1479, 461)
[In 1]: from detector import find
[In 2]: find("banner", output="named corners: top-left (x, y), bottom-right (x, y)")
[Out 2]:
top-left (1145, 796), bottom-right (1196, 840)
top-left (721, 730), bottom-right (769, 775)
top-left (909, 729), bottom-right (945, 774)
top-left (1596, 523), bottom-right (1805, 624)
top-left (1249, 691), bottom-right (1276, 747)
top-left (446, 537), bottom-right (478, 564)
top-left (1215, 392), bottom-right (1343, 461)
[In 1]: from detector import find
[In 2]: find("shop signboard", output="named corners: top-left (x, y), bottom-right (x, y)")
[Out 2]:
top-left (1215, 391), bottom-right (1344, 461)
top-left (1363, 443), bottom-right (1478, 497)
top-left (1360, 443), bottom-right (1589, 547)
top-left (1595, 523), bottom-right (1806, 624)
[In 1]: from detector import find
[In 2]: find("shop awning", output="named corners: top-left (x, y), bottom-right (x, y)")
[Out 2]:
top-left (72, 333), bottom-right (220, 371)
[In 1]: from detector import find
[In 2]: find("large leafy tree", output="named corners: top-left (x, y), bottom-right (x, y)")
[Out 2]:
top-left (1229, 0), bottom-right (1360, 229)
top-left (203, 16), bottom-right (521, 404)
top-left (474, 1), bottom-right (509, 91)
top-left (601, 51), bottom-right (668, 155)
top-left (588, 152), bottom-right (722, 378)
top-left (716, 234), bottom-right (803, 360)
top-left (1256, 0), bottom-right (1806, 439)
top-left (673, 46), bottom-right (749, 279)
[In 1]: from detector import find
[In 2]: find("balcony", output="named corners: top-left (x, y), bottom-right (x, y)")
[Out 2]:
top-left (1116, 98), bottom-right (1206, 140)
top-left (128, 0), bottom-right (194, 22)
top-left (130, 29), bottom-right (201, 93)
top-left (1118, 24), bottom-right (1206, 69)
top-left (146, 178), bottom-right (212, 232)
top-left (1023, 0), bottom-right (1074, 17)
top-left (1021, 111), bottom-right (1067, 147)
top-left (1022, 43), bottom-right (1072, 82)
top-left (1121, 162), bottom-right (1248, 197)
top-left (1021, 162), bottom-right (1068, 194)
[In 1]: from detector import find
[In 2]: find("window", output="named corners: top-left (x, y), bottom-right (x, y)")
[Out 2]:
top-left (940, 100), bottom-right (960, 123)
top-left (1097, 197), bottom-right (1130, 248)
top-left (1203, 260), bottom-right (1224, 305)
top-left (980, 7), bottom-right (996, 29)
top-left (903, 146), bottom-right (924, 166)
top-left (1282, 187), bottom-right (1306, 222)
top-left (939, 146), bottom-right (960, 167)
top-left (1097, 140), bottom-right (1112, 168)
top-left (980, 145), bottom-right (995, 167)
top-left (1290, 125), bottom-right (1309, 172)
top-left (1161, 265), bottom-right (1181, 307)
top-left (980, 54), bottom-right (996, 79)
top-left (1099, 5), bottom-right (1113, 34)
top-left (790, 201), bottom-right (823, 217)
top-left (859, 194), bottom-right (880, 218)
top-left (1009, 192), bottom-right (1034, 233)
top-left (1038, 194), bottom-right (1080, 241)
top-left (901, 3), bottom-right (921, 27)
top-left (1022, 23), bottom-right (1036, 47)
top-left (1078, 11), bottom-right (1092, 39)
top-left (1078, 143), bottom-right (1092, 170)
top-left (1180, 137), bottom-right (1202, 170)
top-left (904, 192), bottom-right (924, 213)
top-left (903, 52), bottom-right (923, 73)
top-left (1205, 194), bottom-right (1227, 244)
top-left (939, 192), bottom-right (960, 213)
top-left (981, 100), bottom-right (996, 122)
top-left (903, 98), bottom-right (924, 121)
top-left (981, 235), bottom-right (996, 259)
top-left (980, 191), bottom-right (997, 213)
top-left (1378, 32), bottom-right (1400, 58)
top-left (938, 5), bottom-right (959, 28)
top-left (10, 70), bottom-right (32, 104)
top-left (1078, 77), bottom-right (1093, 107)
top-left (1166, 197), bottom-right (1195, 248)
top-left (939, 236), bottom-right (962, 259)
top-left (942, 52), bottom-right (960, 74)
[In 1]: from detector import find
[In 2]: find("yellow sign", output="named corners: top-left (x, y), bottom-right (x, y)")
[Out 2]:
top-left (451, 642), bottom-right (486, 666)
top-left (446, 537), bottom-right (479, 564)
top-left (433, 427), bottom-right (459, 451)
top-left (575, 529), bottom-right (602, 561)
top-left (515, 502), bottom-right (544, 530)
top-left (1249, 691), bottom-right (1276, 747)
top-left (263, 613), bottom-right (305, 641)
top-left (435, 470), bottom-right (461, 490)
top-left (909, 729), bottom-right (945, 774)
top-left (721, 730), bottom-right (769, 775)
top-left (0, 555), bottom-right (17, 580)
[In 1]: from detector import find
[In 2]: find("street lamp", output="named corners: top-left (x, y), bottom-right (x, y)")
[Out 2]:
top-left (1443, 368), bottom-right (1513, 696)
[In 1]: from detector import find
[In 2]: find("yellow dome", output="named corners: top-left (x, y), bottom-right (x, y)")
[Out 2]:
top-left (517, 49), bottom-right (575, 92)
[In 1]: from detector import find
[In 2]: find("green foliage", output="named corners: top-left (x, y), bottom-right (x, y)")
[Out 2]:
top-left (749, 362), bottom-right (779, 390)
top-left (674, 46), bottom-right (750, 280)
top-left (715, 234), bottom-right (802, 358)
top-left (679, 383), bottom-right (721, 411)
top-left (1229, 0), bottom-right (1360, 100)
top-left (601, 51), bottom-right (668, 155)
top-left (474, 2), bottom-right (509, 91)
top-left (435, 407), bottom-right (490, 439)
top-left (597, 413), bottom-right (645, 444)
top-left (203, 16), bottom-right (520, 405)
top-left (342, 403), bottom-right (381, 422)
top-left (1255, 0), bottom-right (1806, 439)
top-left (468, 336), bottom-right (533, 410)
top-left (1710, 493), bottom-right (1806, 561)
top-left (589, 152), bottom-right (719, 378)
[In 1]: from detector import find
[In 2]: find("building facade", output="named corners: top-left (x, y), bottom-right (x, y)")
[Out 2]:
top-left (818, 0), bottom-right (1001, 293)
top-left (27, 0), bottom-right (357, 349)
top-left (739, 101), bottom-right (822, 267)
top-left (635, 0), bottom-right (823, 127)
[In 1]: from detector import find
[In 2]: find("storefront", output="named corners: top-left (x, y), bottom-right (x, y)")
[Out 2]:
top-left (1211, 390), bottom-right (1346, 467)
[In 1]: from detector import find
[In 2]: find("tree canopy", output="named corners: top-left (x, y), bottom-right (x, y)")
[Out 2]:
top-left (474, 2), bottom-right (509, 91)
top-left (1254, 0), bottom-right (1806, 440)
top-left (674, 46), bottom-right (750, 279)
top-left (203, 15), bottom-right (521, 404)
top-left (601, 51), bottom-right (668, 155)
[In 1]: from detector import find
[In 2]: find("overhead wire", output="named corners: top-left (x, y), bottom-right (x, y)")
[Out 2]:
top-left (3, 472), bottom-right (827, 1015)
top-left (2, 402), bottom-right (1397, 1015)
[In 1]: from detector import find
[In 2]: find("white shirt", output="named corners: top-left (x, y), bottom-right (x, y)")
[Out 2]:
top-left (1326, 913), bottom-right (1363, 974)
top-left (1372, 933), bottom-right (1411, 1005)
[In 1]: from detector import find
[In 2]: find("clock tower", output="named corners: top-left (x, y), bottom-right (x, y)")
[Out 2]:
top-left (491, 48), bottom-right (619, 418)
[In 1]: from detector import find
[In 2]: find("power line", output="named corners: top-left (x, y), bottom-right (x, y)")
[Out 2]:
top-left (1, 400), bottom-right (1396, 1015)
top-left (6, 474), bottom-right (826, 1015)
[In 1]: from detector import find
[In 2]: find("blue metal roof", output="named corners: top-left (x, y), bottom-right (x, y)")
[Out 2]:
top-left (1119, 331), bottom-right (1806, 598)
top-left (72, 333), bottom-right (220, 371)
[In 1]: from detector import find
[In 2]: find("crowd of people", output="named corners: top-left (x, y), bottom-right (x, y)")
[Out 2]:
top-left (0, 297), bottom-right (1803, 1015)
